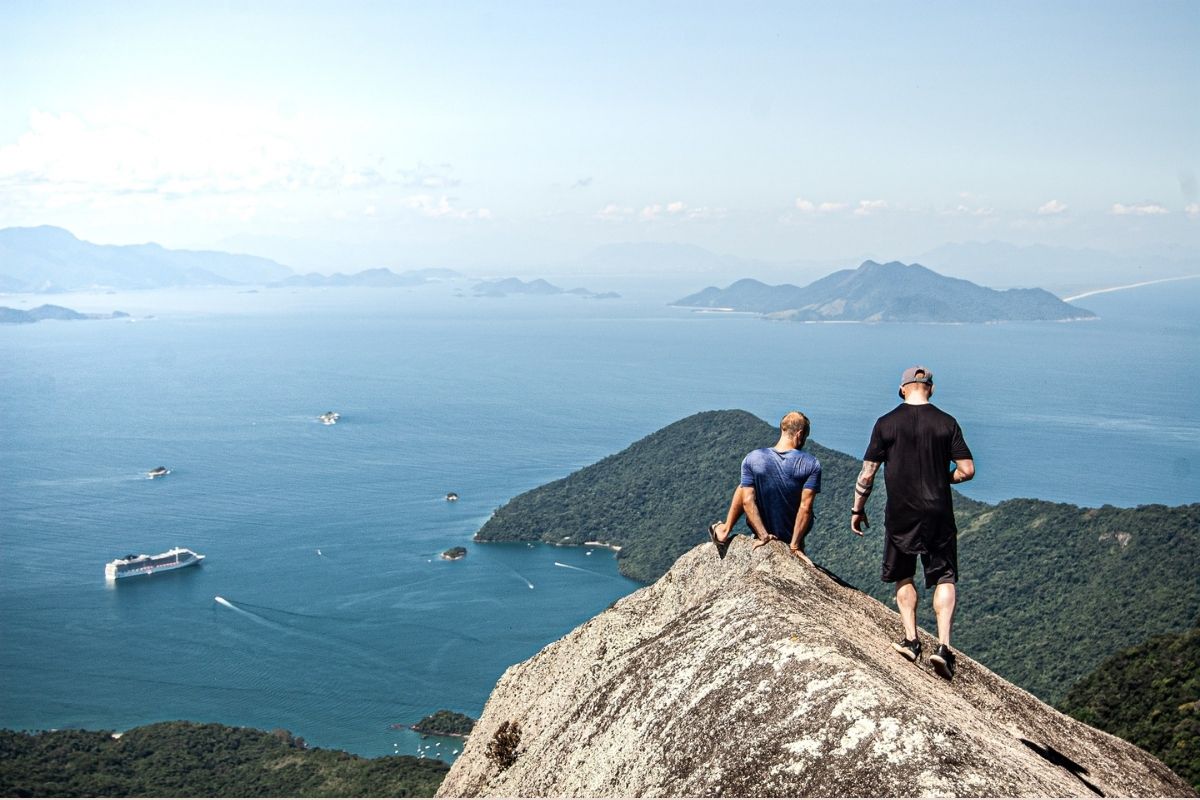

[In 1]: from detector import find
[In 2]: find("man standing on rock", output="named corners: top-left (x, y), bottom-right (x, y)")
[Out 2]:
top-left (851, 366), bottom-right (974, 680)
top-left (709, 411), bottom-right (821, 563)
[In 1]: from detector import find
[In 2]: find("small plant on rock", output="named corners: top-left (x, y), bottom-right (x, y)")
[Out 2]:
top-left (485, 720), bottom-right (521, 771)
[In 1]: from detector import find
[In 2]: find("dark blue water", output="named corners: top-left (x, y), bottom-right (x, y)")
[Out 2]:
top-left (1, 279), bottom-right (1196, 758)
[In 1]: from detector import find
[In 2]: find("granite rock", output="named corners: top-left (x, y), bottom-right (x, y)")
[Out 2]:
top-left (438, 537), bottom-right (1193, 797)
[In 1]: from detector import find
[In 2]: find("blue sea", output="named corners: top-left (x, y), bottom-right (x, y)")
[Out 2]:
top-left (1, 278), bottom-right (1197, 760)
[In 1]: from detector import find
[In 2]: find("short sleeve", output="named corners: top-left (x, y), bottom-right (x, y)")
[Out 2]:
top-left (950, 423), bottom-right (973, 462)
top-left (802, 458), bottom-right (822, 493)
top-left (863, 420), bottom-right (888, 463)
top-left (739, 453), bottom-right (755, 487)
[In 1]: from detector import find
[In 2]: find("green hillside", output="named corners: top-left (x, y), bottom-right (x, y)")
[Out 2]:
top-left (1058, 628), bottom-right (1200, 790)
top-left (475, 409), bottom-right (1200, 703)
top-left (0, 722), bottom-right (448, 797)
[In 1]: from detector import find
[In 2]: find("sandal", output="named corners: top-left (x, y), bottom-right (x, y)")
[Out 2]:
top-left (708, 522), bottom-right (731, 556)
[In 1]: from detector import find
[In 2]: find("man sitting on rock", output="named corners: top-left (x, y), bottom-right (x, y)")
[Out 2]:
top-left (709, 411), bottom-right (821, 564)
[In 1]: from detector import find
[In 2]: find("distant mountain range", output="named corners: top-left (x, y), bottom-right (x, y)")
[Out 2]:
top-left (0, 304), bottom-right (129, 324)
top-left (473, 277), bottom-right (619, 299)
top-left (673, 260), bottom-right (1095, 322)
top-left (0, 226), bottom-right (293, 292)
top-left (270, 267), bottom-right (459, 288)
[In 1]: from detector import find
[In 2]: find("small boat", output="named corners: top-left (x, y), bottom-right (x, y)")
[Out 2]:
top-left (319, 411), bottom-right (340, 425)
top-left (445, 492), bottom-right (459, 501)
top-left (147, 466), bottom-right (170, 478)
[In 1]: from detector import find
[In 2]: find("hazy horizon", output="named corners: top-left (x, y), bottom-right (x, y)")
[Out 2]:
top-left (2, 1), bottom-right (1198, 279)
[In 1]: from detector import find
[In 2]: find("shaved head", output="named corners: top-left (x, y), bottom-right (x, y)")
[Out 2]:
top-left (780, 411), bottom-right (810, 440)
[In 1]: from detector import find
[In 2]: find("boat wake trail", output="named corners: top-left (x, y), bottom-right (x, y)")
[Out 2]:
top-left (226, 599), bottom-right (354, 622)
top-left (215, 597), bottom-right (400, 675)
top-left (213, 596), bottom-right (288, 631)
top-left (554, 561), bottom-right (621, 580)
top-left (1062, 273), bottom-right (1200, 302)
top-left (496, 561), bottom-right (535, 589)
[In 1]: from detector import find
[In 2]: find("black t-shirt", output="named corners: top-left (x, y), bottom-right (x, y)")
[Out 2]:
top-left (864, 403), bottom-right (973, 553)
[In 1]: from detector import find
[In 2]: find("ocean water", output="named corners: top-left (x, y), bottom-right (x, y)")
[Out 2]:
top-left (0, 278), bottom-right (1197, 759)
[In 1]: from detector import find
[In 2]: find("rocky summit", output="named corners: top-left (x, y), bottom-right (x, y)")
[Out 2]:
top-left (438, 538), bottom-right (1193, 798)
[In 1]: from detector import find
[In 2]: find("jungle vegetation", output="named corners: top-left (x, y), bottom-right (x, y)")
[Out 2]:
top-left (0, 721), bottom-right (448, 797)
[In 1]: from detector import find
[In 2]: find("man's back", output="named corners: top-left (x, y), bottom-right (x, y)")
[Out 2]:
top-left (865, 404), bottom-right (971, 549)
top-left (740, 447), bottom-right (821, 539)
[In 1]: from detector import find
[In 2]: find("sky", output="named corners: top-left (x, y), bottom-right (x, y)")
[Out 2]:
top-left (1, 1), bottom-right (1198, 272)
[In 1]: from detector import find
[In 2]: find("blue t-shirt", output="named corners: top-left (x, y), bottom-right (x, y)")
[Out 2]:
top-left (739, 448), bottom-right (822, 540)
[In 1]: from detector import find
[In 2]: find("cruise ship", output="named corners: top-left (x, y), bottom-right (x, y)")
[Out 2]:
top-left (105, 547), bottom-right (205, 580)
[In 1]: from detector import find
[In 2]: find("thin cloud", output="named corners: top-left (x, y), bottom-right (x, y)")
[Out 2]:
top-left (599, 201), bottom-right (719, 222)
top-left (1037, 200), bottom-right (1068, 215)
top-left (1185, 203), bottom-right (1199, 219)
top-left (940, 204), bottom-right (994, 217)
top-left (595, 203), bottom-right (633, 221)
top-left (795, 198), bottom-right (847, 213)
top-left (398, 163), bottom-right (460, 189)
top-left (640, 204), bottom-right (665, 221)
top-left (0, 108), bottom-right (437, 205)
top-left (402, 194), bottom-right (491, 220)
top-left (1111, 202), bottom-right (1169, 216)
top-left (854, 199), bottom-right (888, 216)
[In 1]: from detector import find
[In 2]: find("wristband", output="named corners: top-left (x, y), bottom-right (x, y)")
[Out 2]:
top-left (851, 509), bottom-right (864, 515)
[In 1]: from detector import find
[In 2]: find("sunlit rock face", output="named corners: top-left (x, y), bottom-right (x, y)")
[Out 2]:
top-left (439, 537), bottom-right (1193, 798)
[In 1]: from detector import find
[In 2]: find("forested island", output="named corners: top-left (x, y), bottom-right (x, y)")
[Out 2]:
top-left (672, 260), bottom-right (1095, 322)
top-left (0, 721), bottom-right (448, 797)
top-left (269, 267), bottom-right (457, 288)
top-left (473, 277), bottom-right (618, 299)
top-left (0, 304), bottom-right (129, 324)
top-left (441, 546), bottom-right (467, 561)
top-left (411, 710), bottom-right (476, 738)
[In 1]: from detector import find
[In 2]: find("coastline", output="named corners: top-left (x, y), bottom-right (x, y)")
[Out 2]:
top-left (408, 725), bottom-right (469, 740)
top-left (672, 304), bottom-right (1098, 325)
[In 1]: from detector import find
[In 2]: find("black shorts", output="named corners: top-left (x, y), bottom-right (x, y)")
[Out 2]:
top-left (881, 536), bottom-right (958, 588)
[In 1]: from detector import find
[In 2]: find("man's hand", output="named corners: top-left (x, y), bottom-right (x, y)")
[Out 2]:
top-left (789, 545), bottom-right (814, 566)
top-left (851, 461), bottom-right (879, 537)
top-left (950, 458), bottom-right (975, 484)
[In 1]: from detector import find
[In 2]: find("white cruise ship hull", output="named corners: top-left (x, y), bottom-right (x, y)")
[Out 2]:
top-left (105, 548), bottom-right (205, 581)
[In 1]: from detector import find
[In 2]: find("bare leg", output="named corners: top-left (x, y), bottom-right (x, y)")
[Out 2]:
top-left (933, 582), bottom-right (956, 647)
top-left (896, 579), bottom-right (919, 640)
top-left (713, 486), bottom-right (747, 543)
